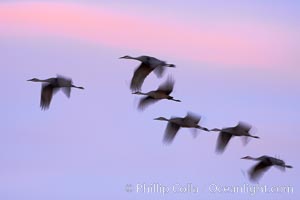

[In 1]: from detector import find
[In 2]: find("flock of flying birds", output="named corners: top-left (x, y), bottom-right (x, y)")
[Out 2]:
top-left (28, 55), bottom-right (292, 182)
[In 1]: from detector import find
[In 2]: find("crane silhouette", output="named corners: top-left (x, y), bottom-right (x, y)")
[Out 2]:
top-left (154, 112), bottom-right (209, 144)
top-left (28, 75), bottom-right (84, 110)
top-left (133, 77), bottom-right (181, 110)
top-left (120, 55), bottom-right (175, 92)
top-left (241, 155), bottom-right (292, 182)
top-left (210, 122), bottom-right (259, 153)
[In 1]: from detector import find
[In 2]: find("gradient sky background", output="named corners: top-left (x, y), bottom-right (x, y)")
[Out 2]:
top-left (0, 0), bottom-right (299, 199)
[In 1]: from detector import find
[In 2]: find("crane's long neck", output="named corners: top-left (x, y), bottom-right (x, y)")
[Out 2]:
top-left (123, 56), bottom-right (140, 61)
top-left (28, 78), bottom-right (52, 83)
top-left (154, 117), bottom-right (170, 122)
top-left (196, 125), bottom-right (209, 132)
top-left (210, 128), bottom-right (222, 132)
top-left (38, 79), bottom-right (48, 82)
top-left (133, 91), bottom-right (147, 95)
top-left (245, 156), bottom-right (259, 161)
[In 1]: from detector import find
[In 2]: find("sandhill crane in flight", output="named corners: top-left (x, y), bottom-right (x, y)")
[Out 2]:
top-left (154, 112), bottom-right (209, 144)
top-left (28, 75), bottom-right (84, 110)
top-left (241, 155), bottom-right (292, 182)
top-left (133, 77), bottom-right (181, 110)
top-left (119, 55), bottom-right (175, 92)
top-left (210, 122), bottom-right (259, 153)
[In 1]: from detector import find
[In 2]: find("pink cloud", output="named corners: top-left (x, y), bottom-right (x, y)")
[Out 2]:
top-left (0, 2), bottom-right (298, 69)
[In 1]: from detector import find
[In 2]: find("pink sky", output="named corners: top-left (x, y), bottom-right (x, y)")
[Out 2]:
top-left (0, 2), bottom-right (298, 69)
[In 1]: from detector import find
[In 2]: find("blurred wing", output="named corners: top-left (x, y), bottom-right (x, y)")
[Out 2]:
top-left (157, 76), bottom-right (174, 95)
top-left (61, 87), bottom-right (71, 98)
top-left (275, 165), bottom-right (286, 172)
top-left (163, 122), bottom-right (180, 144)
top-left (237, 121), bottom-right (252, 132)
top-left (190, 128), bottom-right (199, 138)
top-left (249, 161), bottom-right (272, 182)
top-left (241, 136), bottom-right (251, 146)
top-left (40, 84), bottom-right (55, 110)
top-left (184, 112), bottom-right (201, 124)
top-left (130, 63), bottom-right (152, 92)
top-left (216, 132), bottom-right (232, 153)
top-left (56, 75), bottom-right (72, 86)
top-left (138, 96), bottom-right (159, 111)
top-left (56, 74), bottom-right (69, 79)
top-left (274, 159), bottom-right (287, 172)
top-left (153, 65), bottom-right (166, 77)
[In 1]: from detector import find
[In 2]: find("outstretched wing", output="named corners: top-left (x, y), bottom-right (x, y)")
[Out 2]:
top-left (163, 122), bottom-right (181, 144)
top-left (138, 96), bottom-right (159, 111)
top-left (153, 65), bottom-right (166, 77)
top-left (157, 76), bottom-right (174, 95)
top-left (273, 158), bottom-right (287, 172)
top-left (249, 161), bottom-right (272, 182)
top-left (56, 75), bottom-right (72, 97)
top-left (216, 132), bottom-right (233, 153)
top-left (147, 57), bottom-right (165, 77)
top-left (241, 136), bottom-right (251, 146)
top-left (183, 112), bottom-right (201, 125)
top-left (61, 87), bottom-right (71, 98)
top-left (236, 121), bottom-right (252, 132)
top-left (130, 63), bottom-right (152, 92)
top-left (40, 84), bottom-right (56, 110)
top-left (56, 75), bottom-right (72, 86)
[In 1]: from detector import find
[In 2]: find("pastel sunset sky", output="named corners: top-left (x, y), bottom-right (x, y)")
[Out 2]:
top-left (0, 1), bottom-right (299, 199)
